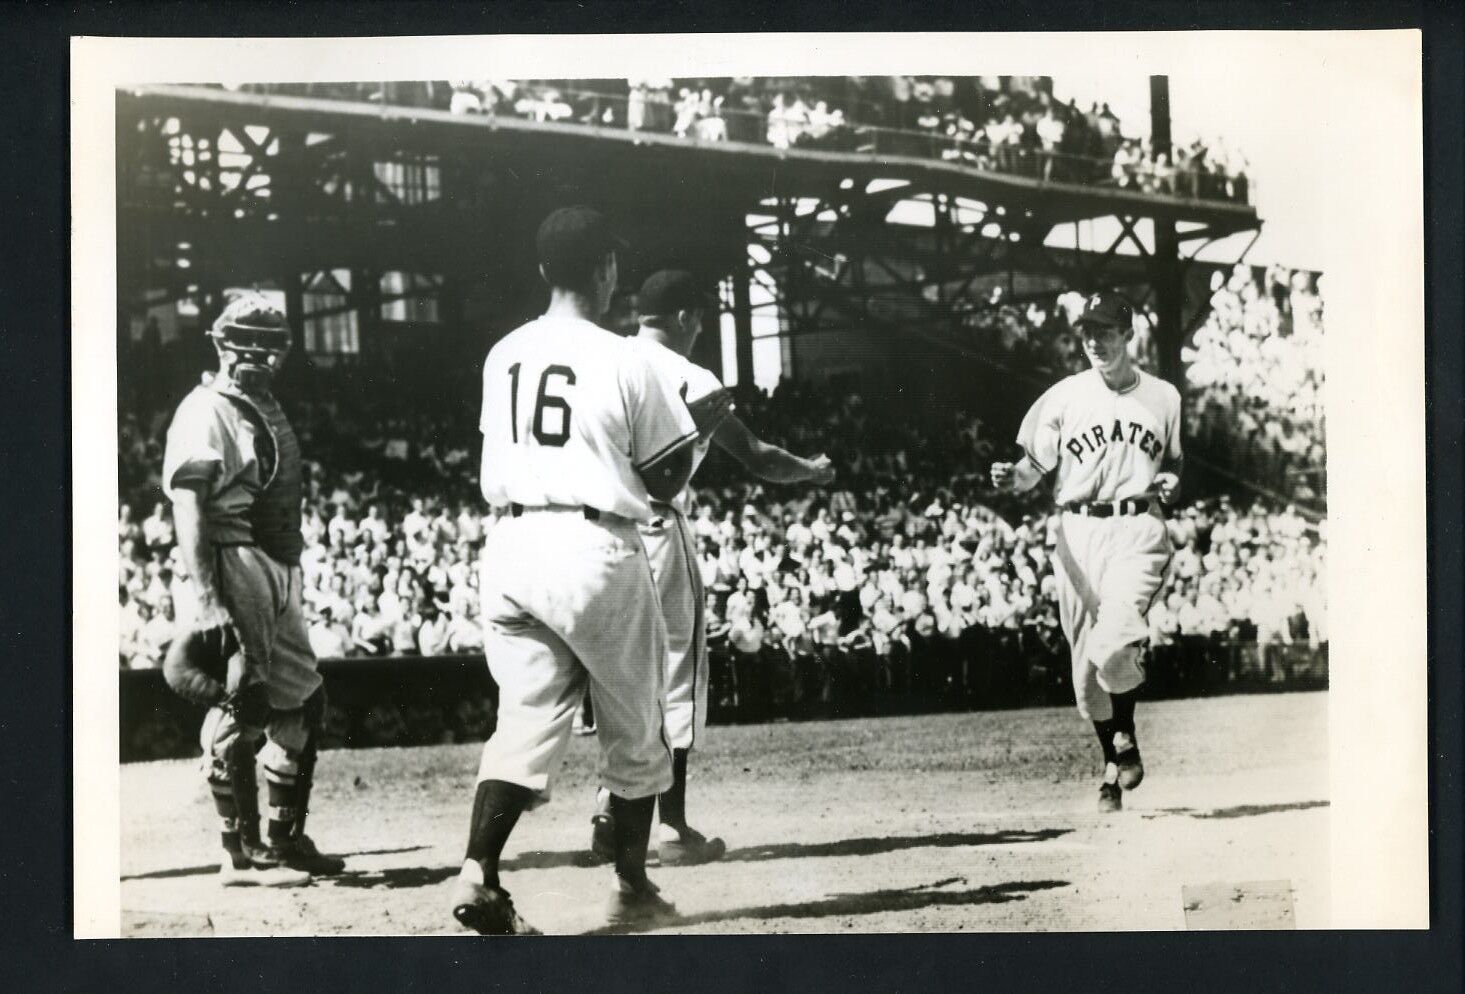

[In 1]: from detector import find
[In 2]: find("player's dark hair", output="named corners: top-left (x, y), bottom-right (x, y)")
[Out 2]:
top-left (541, 249), bottom-right (612, 297)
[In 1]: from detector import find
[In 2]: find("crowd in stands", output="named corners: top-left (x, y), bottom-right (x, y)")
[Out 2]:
top-left (119, 362), bottom-right (1327, 717)
top-left (1183, 264), bottom-right (1327, 500)
top-left (949, 286), bottom-right (1160, 380)
top-left (231, 77), bottom-right (1248, 204)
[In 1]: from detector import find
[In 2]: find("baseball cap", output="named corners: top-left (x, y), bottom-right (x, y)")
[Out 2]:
top-left (1073, 290), bottom-right (1134, 330)
top-left (638, 270), bottom-right (715, 316)
top-left (536, 205), bottom-right (628, 275)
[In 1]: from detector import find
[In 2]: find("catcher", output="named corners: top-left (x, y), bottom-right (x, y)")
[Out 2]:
top-left (161, 292), bottom-right (344, 886)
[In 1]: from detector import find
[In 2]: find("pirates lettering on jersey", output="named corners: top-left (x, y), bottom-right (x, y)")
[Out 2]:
top-left (1016, 368), bottom-right (1183, 506)
top-left (1064, 418), bottom-right (1167, 464)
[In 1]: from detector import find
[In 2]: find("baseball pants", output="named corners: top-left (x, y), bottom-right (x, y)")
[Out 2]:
top-left (476, 510), bottom-right (674, 806)
top-left (1053, 511), bottom-right (1173, 721)
top-left (639, 504), bottom-right (707, 751)
top-left (205, 544), bottom-right (323, 768)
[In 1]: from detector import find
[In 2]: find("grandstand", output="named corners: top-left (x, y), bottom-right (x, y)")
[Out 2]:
top-left (115, 75), bottom-right (1325, 758)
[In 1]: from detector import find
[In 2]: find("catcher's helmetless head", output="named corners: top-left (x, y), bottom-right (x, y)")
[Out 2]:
top-left (209, 291), bottom-right (291, 380)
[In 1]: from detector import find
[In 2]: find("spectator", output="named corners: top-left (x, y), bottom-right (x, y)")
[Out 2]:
top-left (120, 588), bottom-right (145, 668)
top-left (445, 600), bottom-right (484, 653)
top-left (309, 605), bottom-right (353, 658)
top-left (626, 81), bottom-right (648, 132)
top-left (351, 592), bottom-right (391, 655)
top-left (416, 600), bottom-right (450, 656)
top-left (390, 601), bottom-right (422, 656)
top-left (767, 93), bottom-right (792, 149)
top-left (673, 87), bottom-right (700, 138)
top-left (139, 595), bottom-right (176, 668)
top-left (1036, 106), bottom-right (1065, 180)
top-left (448, 81), bottom-right (483, 115)
top-left (360, 502), bottom-right (390, 545)
top-left (694, 96), bottom-right (728, 142)
top-left (119, 503), bottom-right (143, 547)
top-left (141, 501), bottom-right (174, 553)
top-left (328, 503), bottom-right (358, 546)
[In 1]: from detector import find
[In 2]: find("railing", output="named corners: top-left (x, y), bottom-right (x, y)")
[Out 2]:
top-left (119, 635), bottom-right (1325, 762)
top-left (226, 81), bottom-right (1254, 207)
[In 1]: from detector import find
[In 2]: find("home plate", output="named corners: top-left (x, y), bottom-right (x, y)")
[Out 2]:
top-left (1181, 880), bottom-right (1296, 929)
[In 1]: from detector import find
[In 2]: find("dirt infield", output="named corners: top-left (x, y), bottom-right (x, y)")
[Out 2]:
top-left (119, 690), bottom-right (1329, 935)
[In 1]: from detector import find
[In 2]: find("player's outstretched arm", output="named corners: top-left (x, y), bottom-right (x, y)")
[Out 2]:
top-left (990, 455), bottom-right (1047, 495)
top-left (712, 414), bottom-right (836, 485)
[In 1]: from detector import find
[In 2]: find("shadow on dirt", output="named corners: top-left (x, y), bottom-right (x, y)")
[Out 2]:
top-left (496, 827), bottom-right (1073, 873)
top-left (330, 864), bottom-right (460, 889)
top-left (1140, 800), bottom-right (1328, 821)
top-left (121, 845), bottom-right (429, 881)
top-left (719, 828), bottom-right (1071, 863)
top-left (322, 828), bottom-right (1072, 890)
top-left (583, 877), bottom-right (1071, 935)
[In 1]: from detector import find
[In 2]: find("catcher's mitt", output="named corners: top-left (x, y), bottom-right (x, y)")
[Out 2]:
top-left (162, 624), bottom-right (241, 707)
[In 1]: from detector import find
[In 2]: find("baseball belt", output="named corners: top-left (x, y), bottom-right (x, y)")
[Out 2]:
top-left (509, 502), bottom-right (600, 521)
top-left (1061, 498), bottom-right (1153, 518)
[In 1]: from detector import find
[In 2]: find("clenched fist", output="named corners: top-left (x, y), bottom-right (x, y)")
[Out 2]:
top-left (1153, 472), bottom-right (1180, 505)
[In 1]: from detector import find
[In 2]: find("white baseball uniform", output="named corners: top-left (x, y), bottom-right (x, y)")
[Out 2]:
top-left (475, 315), bottom-right (698, 805)
top-left (1016, 367), bottom-right (1181, 721)
top-left (626, 336), bottom-right (724, 750)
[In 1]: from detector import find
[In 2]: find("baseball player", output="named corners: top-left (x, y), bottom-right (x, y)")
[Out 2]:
top-left (160, 292), bottom-right (344, 886)
top-left (449, 208), bottom-right (735, 935)
top-left (990, 290), bottom-right (1181, 812)
top-left (587, 270), bottom-right (836, 867)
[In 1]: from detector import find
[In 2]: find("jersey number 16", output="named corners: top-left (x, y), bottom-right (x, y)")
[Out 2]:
top-left (508, 363), bottom-right (576, 447)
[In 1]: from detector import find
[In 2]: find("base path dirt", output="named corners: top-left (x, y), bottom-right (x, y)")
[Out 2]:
top-left (119, 690), bottom-right (1329, 935)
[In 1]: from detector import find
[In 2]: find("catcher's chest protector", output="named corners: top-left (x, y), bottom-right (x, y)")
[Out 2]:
top-left (212, 379), bottom-right (305, 564)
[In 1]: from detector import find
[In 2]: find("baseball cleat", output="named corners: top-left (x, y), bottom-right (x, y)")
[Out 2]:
top-left (1098, 782), bottom-right (1123, 813)
top-left (451, 877), bottom-right (542, 936)
top-left (278, 835), bottom-right (347, 875)
top-left (218, 855), bottom-right (311, 888)
top-left (1113, 731), bottom-right (1144, 790)
top-left (657, 826), bottom-right (726, 866)
top-left (588, 811), bottom-right (616, 865)
top-left (249, 835), bottom-right (346, 876)
top-left (605, 877), bottom-right (679, 928)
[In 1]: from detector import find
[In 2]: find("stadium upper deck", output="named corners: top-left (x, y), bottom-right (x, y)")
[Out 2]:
top-left (118, 81), bottom-right (1258, 388)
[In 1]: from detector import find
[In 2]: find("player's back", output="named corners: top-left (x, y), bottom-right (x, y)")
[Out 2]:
top-left (479, 315), bottom-right (692, 522)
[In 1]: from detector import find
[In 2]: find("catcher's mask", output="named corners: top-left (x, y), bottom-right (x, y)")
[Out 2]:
top-left (209, 292), bottom-right (291, 383)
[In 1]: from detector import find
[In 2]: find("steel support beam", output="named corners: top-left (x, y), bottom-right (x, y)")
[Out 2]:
top-left (731, 257), bottom-right (754, 388)
top-left (1150, 76), bottom-right (1184, 382)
